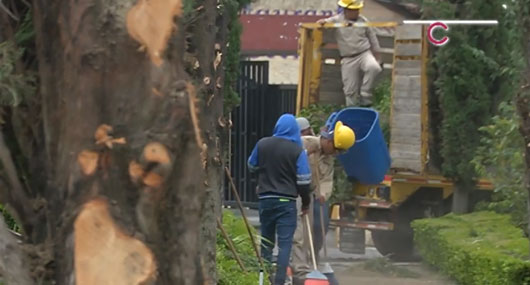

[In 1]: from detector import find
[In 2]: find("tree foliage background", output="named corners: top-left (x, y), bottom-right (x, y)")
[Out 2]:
top-left (301, 0), bottom-right (530, 221)
top-left (417, 0), bottom-right (530, 223)
top-left (419, 0), bottom-right (520, 200)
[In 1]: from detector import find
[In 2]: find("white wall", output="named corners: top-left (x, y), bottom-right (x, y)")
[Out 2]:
top-left (244, 0), bottom-right (407, 23)
top-left (246, 56), bottom-right (300, 85)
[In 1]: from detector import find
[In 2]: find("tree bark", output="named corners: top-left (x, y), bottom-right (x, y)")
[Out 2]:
top-left (0, 215), bottom-right (33, 285)
top-left (0, 0), bottom-right (228, 283)
top-left (189, 0), bottom-right (227, 282)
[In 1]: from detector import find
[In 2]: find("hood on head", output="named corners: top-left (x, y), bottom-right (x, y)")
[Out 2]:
top-left (273, 114), bottom-right (303, 146)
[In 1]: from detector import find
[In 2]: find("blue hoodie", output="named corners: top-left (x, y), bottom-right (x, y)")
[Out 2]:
top-left (272, 114), bottom-right (303, 147)
top-left (247, 114), bottom-right (312, 203)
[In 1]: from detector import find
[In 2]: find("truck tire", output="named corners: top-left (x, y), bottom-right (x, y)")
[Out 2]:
top-left (369, 188), bottom-right (444, 261)
top-left (371, 228), bottom-right (415, 261)
top-left (370, 202), bottom-right (431, 261)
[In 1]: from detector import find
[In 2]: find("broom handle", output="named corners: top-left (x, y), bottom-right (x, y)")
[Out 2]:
top-left (320, 204), bottom-right (327, 258)
top-left (305, 214), bottom-right (318, 271)
top-left (224, 167), bottom-right (264, 268)
top-left (313, 156), bottom-right (328, 258)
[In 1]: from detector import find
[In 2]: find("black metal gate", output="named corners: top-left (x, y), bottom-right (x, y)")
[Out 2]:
top-left (225, 61), bottom-right (297, 208)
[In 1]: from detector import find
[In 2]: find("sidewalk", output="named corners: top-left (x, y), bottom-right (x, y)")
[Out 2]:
top-left (225, 206), bottom-right (380, 261)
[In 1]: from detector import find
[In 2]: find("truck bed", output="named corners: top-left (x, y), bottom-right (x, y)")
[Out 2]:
top-left (388, 25), bottom-right (428, 174)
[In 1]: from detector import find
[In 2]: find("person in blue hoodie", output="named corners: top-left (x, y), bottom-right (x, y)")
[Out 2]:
top-left (248, 114), bottom-right (312, 285)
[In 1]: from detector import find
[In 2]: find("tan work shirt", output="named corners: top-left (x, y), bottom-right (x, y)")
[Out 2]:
top-left (322, 14), bottom-right (381, 57)
top-left (301, 136), bottom-right (335, 200)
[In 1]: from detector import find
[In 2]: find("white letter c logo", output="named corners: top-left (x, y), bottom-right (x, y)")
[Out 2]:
top-left (428, 22), bottom-right (449, 46)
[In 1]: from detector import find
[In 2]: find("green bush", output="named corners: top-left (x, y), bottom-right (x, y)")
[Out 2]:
top-left (412, 211), bottom-right (530, 285)
top-left (372, 78), bottom-right (391, 144)
top-left (298, 103), bottom-right (344, 135)
top-left (472, 101), bottom-right (527, 230)
top-left (217, 210), bottom-right (270, 285)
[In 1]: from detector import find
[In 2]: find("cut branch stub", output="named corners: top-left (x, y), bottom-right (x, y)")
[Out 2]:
top-left (216, 77), bottom-right (222, 89)
top-left (128, 143), bottom-right (173, 188)
top-left (217, 116), bottom-right (226, 128)
top-left (140, 142), bottom-right (171, 187)
top-left (142, 142), bottom-right (171, 165)
top-left (207, 94), bottom-right (215, 107)
top-left (126, 0), bottom-right (183, 66)
top-left (74, 198), bottom-right (157, 285)
top-left (129, 161), bottom-right (144, 184)
top-left (129, 161), bottom-right (164, 188)
top-left (142, 172), bottom-right (163, 188)
top-left (95, 124), bottom-right (113, 142)
top-left (78, 150), bottom-right (99, 176)
top-left (94, 124), bottom-right (126, 149)
top-left (152, 87), bottom-right (163, 97)
top-left (213, 52), bottom-right (222, 71)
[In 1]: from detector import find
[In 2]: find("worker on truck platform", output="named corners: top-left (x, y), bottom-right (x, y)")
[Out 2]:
top-left (248, 114), bottom-right (312, 285)
top-left (290, 117), bottom-right (355, 285)
top-left (317, 0), bottom-right (382, 107)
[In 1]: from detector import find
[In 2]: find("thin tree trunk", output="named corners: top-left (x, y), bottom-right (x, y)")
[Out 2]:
top-left (187, 0), bottom-right (226, 281)
top-left (452, 184), bottom-right (469, 214)
top-left (519, 24), bottom-right (530, 254)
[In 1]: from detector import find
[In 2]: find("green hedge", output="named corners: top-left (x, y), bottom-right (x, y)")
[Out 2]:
top-left (412, 211), bottom-right (530, 285)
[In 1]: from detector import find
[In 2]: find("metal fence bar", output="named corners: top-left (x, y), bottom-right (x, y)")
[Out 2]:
top-left (225, 62), bottom-right (297, 208)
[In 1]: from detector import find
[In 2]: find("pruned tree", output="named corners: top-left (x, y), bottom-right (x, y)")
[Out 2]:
top-left (0, 0), bottom-right (229, 283)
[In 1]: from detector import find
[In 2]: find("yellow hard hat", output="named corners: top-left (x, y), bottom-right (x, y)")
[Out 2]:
top-left (338, 0), bottom-right (364, 9)
top-left (333, 121), bottom-right (355, 150)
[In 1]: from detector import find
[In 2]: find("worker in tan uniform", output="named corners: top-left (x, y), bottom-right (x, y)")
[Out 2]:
top-left (317, 0), bottom-right (382, 107)
top-left (290, 117), bottom-right (355, 285)
top-left (296, 117), bottom-right (315, 136)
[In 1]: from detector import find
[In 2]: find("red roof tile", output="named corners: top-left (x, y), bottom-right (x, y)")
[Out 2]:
top-left (240, 14), bottom-right (329, 55)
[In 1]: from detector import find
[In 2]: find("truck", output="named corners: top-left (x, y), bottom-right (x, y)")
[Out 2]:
top-left (295, 22), bottom-right (494, 259)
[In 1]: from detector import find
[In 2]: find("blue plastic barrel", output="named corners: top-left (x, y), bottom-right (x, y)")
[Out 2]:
top-left (324, 107), bottom-right (391, 185)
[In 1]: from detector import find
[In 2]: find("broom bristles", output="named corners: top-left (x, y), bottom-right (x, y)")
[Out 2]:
top-left (304, 279), bottom-right (329, 285)
top-left (305, 270), bottom-right (329, 285)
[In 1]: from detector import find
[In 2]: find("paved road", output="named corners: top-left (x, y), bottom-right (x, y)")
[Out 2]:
top-left (228, 207), bottom-right (456, 284)
top-left (333, 261), bottom-right (456, 285)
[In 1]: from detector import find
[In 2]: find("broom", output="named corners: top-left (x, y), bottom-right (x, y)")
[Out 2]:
top-left (320, 204), bottom-right (339, 285)
top-left (312, 157), bottom-right (338, 284)
top-left (305, 214), bottom-right (329, 285)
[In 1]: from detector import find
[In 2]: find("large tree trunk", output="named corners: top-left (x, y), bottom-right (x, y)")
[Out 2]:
top-left (0, 0), bottom-right (226, 283)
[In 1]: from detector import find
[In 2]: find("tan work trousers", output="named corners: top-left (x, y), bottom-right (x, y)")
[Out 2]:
top-left (341, 50), bottom-right (382, 106)
top-left (290, 195), bottom-right (314, 281)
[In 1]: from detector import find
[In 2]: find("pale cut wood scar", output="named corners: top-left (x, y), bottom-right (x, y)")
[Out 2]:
top-left (74, 198), bottom-right (157, 285)
top-left (126, 0), bottom-right (183, 66)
